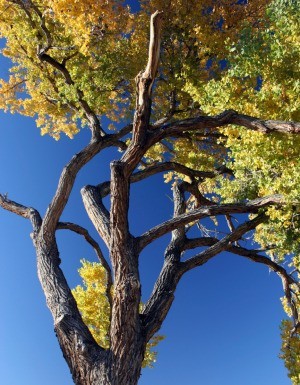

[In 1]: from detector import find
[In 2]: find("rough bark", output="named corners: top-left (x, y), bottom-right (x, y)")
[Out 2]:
top-left (2, 8), bottom-right (300, 385)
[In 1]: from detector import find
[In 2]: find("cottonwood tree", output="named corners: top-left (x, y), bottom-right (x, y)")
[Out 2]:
top-left (1, 1), bottom-right (300, 384)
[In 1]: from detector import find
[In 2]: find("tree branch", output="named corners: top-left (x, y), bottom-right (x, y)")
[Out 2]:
top-left (41, 136), bottom-right (119, 243)
top-left (121, 11), bottom-right (163, 175)
top-left (183, 233), bottom-right (300, 326)
top-left (231, 112), bottom-right (300, 134)
top-left (0, 194), bottom-right (42, 233)
top-left (81, 185), bottom-right (111, 248)
top-left (171, 182), bottom-right (187, 242)
top-left (138, 195), bottom-right (282, 251)
top-left (37, 51), bottom-right (105, 139)
top-left (55, 218), bottom-right (114, 348)
top-left (141, 242), bottom-right (184, 341)
top-left (31, 4), bottom-right (104, 140)
top-left (57, 221), bottom-right (113, 310)
top-left (154, 110), bottom-right (300, 141)
top-left (94, 162), bottom-right (231, 199)
top-left (181, 214), bottom-right (266, 272)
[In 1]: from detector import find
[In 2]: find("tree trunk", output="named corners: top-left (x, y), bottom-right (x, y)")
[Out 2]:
top-left (35, 225), bottom-right (145, 385)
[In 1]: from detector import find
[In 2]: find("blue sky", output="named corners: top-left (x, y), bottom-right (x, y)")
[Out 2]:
top-left (0, 4), bottom-right (292, 385)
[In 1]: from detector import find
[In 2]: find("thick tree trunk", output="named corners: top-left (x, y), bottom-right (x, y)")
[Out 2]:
top-left (35, 235), bottom-right (145, 385)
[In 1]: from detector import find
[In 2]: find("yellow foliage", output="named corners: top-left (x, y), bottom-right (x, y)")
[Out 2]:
top-left (72, 260), bottom-right (164, 368)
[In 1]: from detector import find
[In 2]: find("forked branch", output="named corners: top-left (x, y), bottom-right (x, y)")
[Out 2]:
top-left (138, 195), bottom-right (282, 251)
top-left (181, 214), bottom-right (267, 272)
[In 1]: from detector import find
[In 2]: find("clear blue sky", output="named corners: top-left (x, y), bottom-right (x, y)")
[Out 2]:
top-left (0, 4), bottom-right (291, 385)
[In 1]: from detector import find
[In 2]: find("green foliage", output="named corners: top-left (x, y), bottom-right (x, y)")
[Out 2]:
top-left (184, 0), bottom-right (300, 120)
top-left (1, 0), bottom-right (300, 376)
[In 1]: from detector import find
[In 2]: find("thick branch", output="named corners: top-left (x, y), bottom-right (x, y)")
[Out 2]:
top-left (231, 112), bottom-right (300, 134)
top-left (171, 182), bottom-right (186, 242)
top-left (42, 138), bottom-right (112, 243)
top-left (141, 214), bottom-right (264, 339)
top-left (142, 11), bottom-right (163, 97)
top-left (141, 242), bottom-right (184, 340)
top-left (121, 11), bottom-right (163, 174)
top-left (0, 194), bottom-right (42, 232)
top-left (138, 195), bottom-right (282, 251)
top-left (95, 162), bottom-right (231, 199)
top-left (154, 110), bottom-right (300, 140)
top-left (81, 185), bottom-right (111, 248)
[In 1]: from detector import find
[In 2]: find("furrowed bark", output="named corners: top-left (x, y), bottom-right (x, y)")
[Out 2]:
top-left (35, 237), bottom-right (105, 385)
top-left (0, 194), bottom-right (42, 232)
top-left (141, 243), bottom-right (184, 341)
top-left (41, 139), bottom-right (104, 241)
top-left (108, 160), bottom-right (144, 384)
top-left (142, 214), bottom-right (266, 340)
top-left (141, 183), bottom-right (187, 341)
top-left (0, 194), bottom-right (106, 384)
top-left (101, 13), bottom-right (164, 384)
top-left (4, 6), bottom-right (300, 385)
top-left (81, 185), bottom-right (111, 248)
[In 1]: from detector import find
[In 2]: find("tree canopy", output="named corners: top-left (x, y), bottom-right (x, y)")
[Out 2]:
top-left (0, 1), bottom-right (300, 384)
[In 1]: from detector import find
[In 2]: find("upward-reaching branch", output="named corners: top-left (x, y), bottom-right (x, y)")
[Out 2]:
top-left (121, 11), bottom-right (163, 174)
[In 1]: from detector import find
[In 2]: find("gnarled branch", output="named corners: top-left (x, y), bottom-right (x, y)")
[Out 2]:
top-left (154, 110), bottom-right (300, 141)
top-left (0, 194), bottom-right (42, 233)
top-left (121, 11), bottom-right (163, 174)
top-left (138, 195), bottom-right (283, 251)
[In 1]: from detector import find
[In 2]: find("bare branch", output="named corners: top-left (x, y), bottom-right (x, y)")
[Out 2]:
top-left (171, 183), bottom-right (186, 242)
top-left (138, 195), bottom-right (283, 251)
top-left (121, 11), bottom-right (163, 174)
top-left (182, 214), bottom-right (266, 272)
top-left (155, 110), bottom-right (300, 141)
top-left (0, 194), bottom-right (42, 232)
top-left (81, 185), bottom-right (111, 248)
top-left (140, 11), bottom-right (164, 104)
top-left (57, 222), bottom-right (113, 311)
top-left (226, 245), bottom-right (296, 285)
top-left (42, 137), bottom-right (113, 243)
top-left (231, 112), bottom-right (300, 134)
top-left (182, 234), bottom-right (299, 327)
